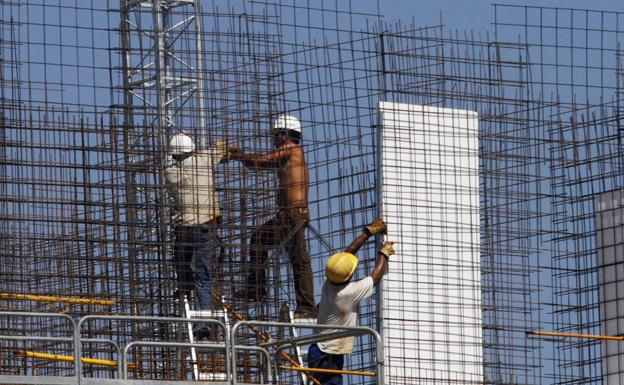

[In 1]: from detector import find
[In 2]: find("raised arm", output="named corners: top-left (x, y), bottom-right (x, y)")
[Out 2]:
top-left (345, 218), bottom-right (387, 254)
top-left (231, 145), bottom-right (292, 168)
top-left (344, 232), bottom-right (371, 255)
top-left (195, 141), bottom-right (228, 164)
top-left (370, 241), bottom-right (394, 285)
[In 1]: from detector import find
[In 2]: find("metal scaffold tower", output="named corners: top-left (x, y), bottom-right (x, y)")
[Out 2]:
top-left (118, 0), bottom-right (205, 316)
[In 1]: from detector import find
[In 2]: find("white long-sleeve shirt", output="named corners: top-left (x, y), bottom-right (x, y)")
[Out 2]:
top-left (164, 144), bottom-right (226, 225)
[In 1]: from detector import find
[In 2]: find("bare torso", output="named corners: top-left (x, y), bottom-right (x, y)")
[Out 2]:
top-left (277, 142), bottom-right (309, 209)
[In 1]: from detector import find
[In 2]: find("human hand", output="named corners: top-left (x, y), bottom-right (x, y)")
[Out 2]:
top-left (379, 241), bottom-right (395, 258)
top-left (213, 140), bottom-right (228, 151)
top-left (365, 218), bottom-right (387, 235)
top-left (228, 143), bottom-right (243, 158)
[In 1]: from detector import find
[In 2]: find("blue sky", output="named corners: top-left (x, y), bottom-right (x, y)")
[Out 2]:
top-left (383, 0), bottom-right (624, 30)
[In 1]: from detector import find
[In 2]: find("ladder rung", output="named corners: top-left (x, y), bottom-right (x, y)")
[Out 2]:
top-left (186, 309), bottom-right (227, 318)
top-left (183, 295), bottom-right (230, 382)
top-left (288, 310), bottom-right (308, 385)
top-left (198, 372), bottom-right (228, 381)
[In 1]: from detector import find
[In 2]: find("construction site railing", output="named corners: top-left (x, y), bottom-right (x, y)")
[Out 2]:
top-left (231, 320), bottom-right (384, 385)
top-left (0, 312), bottom-right (230, 385)
top-left (0, 312), bottom-right (383, 385)
top-left (81, 338), bottom-right (123, 377)
top-left (122, 341), bottom-right (229, 384)
top-left (0, 311), bottom-right (78, 385)
top-left (77, 315), bottom-right (229, 383)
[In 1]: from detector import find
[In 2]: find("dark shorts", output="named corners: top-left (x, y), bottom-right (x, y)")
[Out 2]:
top-left (307, 343), bottom-right (344, 385)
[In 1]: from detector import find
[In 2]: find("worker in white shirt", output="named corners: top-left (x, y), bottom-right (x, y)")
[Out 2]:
top-left (308, 218), bottom-right (394, 385)
top-left (164, 132), bottom-right (232, 338)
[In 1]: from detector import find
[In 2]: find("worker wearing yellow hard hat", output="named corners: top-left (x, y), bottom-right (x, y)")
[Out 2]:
top-left (308, 218), bottom-right (395, 385)
top-left (325, 252), bottom-right (359, 285)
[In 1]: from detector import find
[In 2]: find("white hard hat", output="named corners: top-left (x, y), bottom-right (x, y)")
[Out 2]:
top-left (169, 133), bottom-right (195, 155)
top-left (272, 114), bottom-right (301, 134)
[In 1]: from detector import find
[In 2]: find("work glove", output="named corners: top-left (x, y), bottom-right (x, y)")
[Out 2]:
top-left (365, 218), bottom-right (387, 235)
top-left (226, 143), bottom-right (242, 159)
top-left (379, 241), bottom-right (395, 258)
top-left (213, 140), bottom-right (227, 148)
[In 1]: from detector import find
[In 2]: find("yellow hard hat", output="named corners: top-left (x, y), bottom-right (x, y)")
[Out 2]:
top-left (325, 252), bottom-right (358, 284)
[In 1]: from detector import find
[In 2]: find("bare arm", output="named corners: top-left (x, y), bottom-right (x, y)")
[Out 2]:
top-left (344, 230), bottom-right (372, 255)
top-left (345, 218), bottom-right (386, 254)
top-left (232, 146), bottom-right (291, 168)
top-left (371, 241), bottom-right (394, 285)
top-left (370, 253), bottom-right (389, 285)
top-left (346, 231), bottom-right (391, 285)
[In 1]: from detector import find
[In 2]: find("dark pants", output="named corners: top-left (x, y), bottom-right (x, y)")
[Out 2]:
top-left (307, 344), bottom-right (344, 385)
top-left (247, 208), bottom-right (316, 314)
top-left (174, 224), bottom-right (222, 310)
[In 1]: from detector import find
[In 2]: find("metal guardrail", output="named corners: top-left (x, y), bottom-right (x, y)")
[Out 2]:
top-left (0, 312), bottom-right (383, 385)
top-left (77, 314), bottom-right (229, 383)
top-left (122, 341), bottom-right (230, 385)
top-left (231, 320), bottom-right (384, 385)
top-left (0, 312), bottom-right (230, 385)
top-left (0, 312), bottom-right (78, 385)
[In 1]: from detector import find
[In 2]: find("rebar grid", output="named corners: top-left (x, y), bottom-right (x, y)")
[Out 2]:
top-left (492, 5), bottom-right (624, 385)
top-left (1, 1), bottom-right (624, 384)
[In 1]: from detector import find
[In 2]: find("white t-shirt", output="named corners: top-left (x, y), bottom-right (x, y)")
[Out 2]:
top-left (316, 276), bottom-right (375, 354)
top-left (165, 145), bottom-right (225, 225)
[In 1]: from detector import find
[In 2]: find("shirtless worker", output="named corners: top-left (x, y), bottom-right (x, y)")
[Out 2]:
top-left (230, 114), bottom-right (316, 319)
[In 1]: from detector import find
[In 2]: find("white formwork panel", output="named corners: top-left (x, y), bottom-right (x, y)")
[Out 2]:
top-left (378, 102), bottom-right (482, 385)
top-left (595, 190), bottom-right (624, 385)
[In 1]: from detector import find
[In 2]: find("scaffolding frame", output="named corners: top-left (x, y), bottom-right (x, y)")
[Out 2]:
top-left (1, 1), bottom-right (624, 384)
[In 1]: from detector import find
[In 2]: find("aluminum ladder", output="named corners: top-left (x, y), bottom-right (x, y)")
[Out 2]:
top-left (184, 294), bottom-right (230, 381)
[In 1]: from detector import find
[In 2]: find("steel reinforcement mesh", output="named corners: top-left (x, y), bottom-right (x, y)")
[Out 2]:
top-left (2, 1), bottom-right (624, 384)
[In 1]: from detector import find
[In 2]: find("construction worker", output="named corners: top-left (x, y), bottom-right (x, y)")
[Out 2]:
top-left (230, 114), bottom-right (316, 319)
top-left (164, 132), bottom-right (232, 338)
top-left (308, 218), bottom-right (393, 385)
